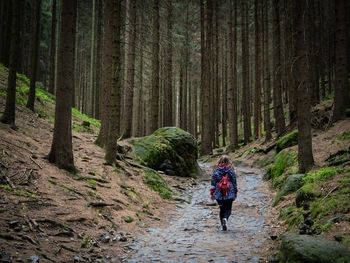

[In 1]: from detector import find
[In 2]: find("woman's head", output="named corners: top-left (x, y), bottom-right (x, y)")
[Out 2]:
top-left (218, 155), bottom-right (230, 166)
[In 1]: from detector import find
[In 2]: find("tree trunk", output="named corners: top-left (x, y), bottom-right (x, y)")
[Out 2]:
top-left (200, 0), bottom-right (213, 155)
top-left (148, 0), bottom-right (160, 135)
top-left (163, 0), bottom-right (173, 127)
top-left (286, 0), bottom-right (297, 126)
top-left (49, 0), bottom-right (57, 95)
top-left (254, 0), bottom-right (262, 139)
top-left (263, 0), bottom-right (271, 141)
top-left (135, 0), bottom-right (144, 137)
top-left (27, 0), bottom-right (42, 111)
top-left (294, 0), bottom-right (314, 173)
top-left (96, 0), bottom-right (113, 147)
top-left (48, 0), bottom-right (77, 172)
top-left (121, 0), bottom-right (136, 138)
top-left (226, 0), bottom-right (236, 150)
top-left (89, 0), bottom-right (96, 117)
top-left (242, 0), bottom-right (251, 144)
top-left (94, 0), bottom-right (103, 119)
top-left (105, 0), bottom-right (122, 165)
top-left (272, 0), bottom-right (285, 137)
top-left (1, 0), bottom-right (20, 127)
top-left (332, 0), bottom-right (349, 121)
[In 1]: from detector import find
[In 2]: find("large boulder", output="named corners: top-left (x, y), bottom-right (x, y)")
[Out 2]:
top-left (276, 130), bottom-right (298, 153)
top-left (280, 174), bottom-right (306, 196)
top-left (131, 127), bottom-right (198, 177)
top-left (279, 233), bottom-right (350, 263)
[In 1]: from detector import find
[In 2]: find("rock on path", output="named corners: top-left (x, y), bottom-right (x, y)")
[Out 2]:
top-left (125, 162), bottom-right (272, 263)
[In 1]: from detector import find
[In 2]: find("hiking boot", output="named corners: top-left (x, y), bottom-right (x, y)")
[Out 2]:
top-left (221, 218), bottom-right (227, 231)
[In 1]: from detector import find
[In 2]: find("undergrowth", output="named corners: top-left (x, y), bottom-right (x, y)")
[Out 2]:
top-left (143, 168), bottom-right (171, 199)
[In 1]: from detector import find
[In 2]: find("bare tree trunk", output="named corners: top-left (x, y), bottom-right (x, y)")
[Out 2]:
top-left (49, 0), bottom-right (57, 95)
top-left (1, 0), bottom-right (20, 127)
top-left (200, 0), bottom-right (213, 155)
top-left (226, 0), bottom-right (236, 150)
top-left (96, 0), bottom-right (113, 147)
top-left (148, 0), bottom-right (160, 135)
top-left (134, 0), bottom-right (144, 137)
top-left (254, 0), bottom-right (262, 139)
top-left (241, 0), bottom-right (250, 144)
top-left (105, 0), bottom-right (122, 165)
top-left (27, 0), bottom-right (42, 111)
top-left (272, 0), bottom-right (285, 137)
top-left (48, 0), bottom-right (77, 172)
top-left (294, 0), bottom-right (314, 173)
top-left (263, 0), bottom-right (271, 141)
top-left (163, 0), bottom-right (173, 127)
top-left (332, 0), bottom-right (349, 121)
top-left (121, 0), bottom-right (136, 138)
top-left (94, 0), bottom-right (103, 119)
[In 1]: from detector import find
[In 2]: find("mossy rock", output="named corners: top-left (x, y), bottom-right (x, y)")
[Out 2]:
top-left (280, 174), bottom-right (306, 196)
top-left (276, 130), bottom-right (298, 153)
top-left (131, 127), bottom-right (197, 177)
top-left (279, 233), bottom-right (350, 263)
top-left (295, 183), bottom-right (318, 207)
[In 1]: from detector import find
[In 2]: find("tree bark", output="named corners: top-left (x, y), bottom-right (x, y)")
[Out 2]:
top-left (121, 0), bottom-right (136, 138)
top-left (242, 0), bottom-right (251, 144)
top-left (96, 0), bottom-right (113, 147)
top-left (263, 0), bottom-right (271, 141)
top-left (1, 0), bottom-right (20, 127)
top-left (105, 0), bottom-right (122, 165)
top-left (163, 0), bottom-right (173, 127)
top-left (49, 0), bottom-right (57, 95)
top-left (294, 0), bottom-right (314, 173)
top-left (272, 0), bottom-right (285, 137)
top-left (200, 0), bottom-right (213, 155)
top-left (27, 0), bottom-right (42, 111)
top-left (48, 0), bottom-right (77, 172)
top-left (226, 0), bottom-right (235, 150)
top-left (332, 0), bottom-right (349, 121)
top-left (148, 0), bottom-right (160, 135)
top-left (254, 0), bottom-right (262, 139)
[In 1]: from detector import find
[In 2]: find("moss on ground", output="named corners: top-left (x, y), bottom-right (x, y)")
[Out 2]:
top-left (143, 168), bottom-right (171, 199)
top-left (337, 131), bottom-right (350, 141)
top-left (266, 150), bottom-right (297, 188)
top-left (275, 130), bottom-right (298, 153)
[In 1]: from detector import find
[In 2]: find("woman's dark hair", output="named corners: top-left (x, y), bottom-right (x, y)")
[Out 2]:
top-left (218, 155), bottom-right (230, 166)
top-left (212, 155), bottom-right (234, 171)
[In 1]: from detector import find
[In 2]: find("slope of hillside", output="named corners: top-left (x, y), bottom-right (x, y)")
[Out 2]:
top-left (229, 113), bottom-right (350, 256)
top-left (0, 66), bottom-right (194, 262)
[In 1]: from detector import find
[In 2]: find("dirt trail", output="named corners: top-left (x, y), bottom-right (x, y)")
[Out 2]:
top-left (124, 161), bottom-right (273, 263)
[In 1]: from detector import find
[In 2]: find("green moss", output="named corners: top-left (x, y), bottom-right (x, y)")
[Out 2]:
top-left (72, 108), bottom-right (101, 127)
top-left (267, 150), bottom-right (298, 185)
top-left (1, 185), bottom-right (11, 191)
top-left (295, 183), bottom-right (318, 207)
top-left (276, 130), bottom-right (298, 153)
top-left (303, 166), bottom-right (344, 184)
top-left (48, 179), bottom-right (57, 185)
top-left (13, 189), bottom-right (36, 198)
top-left (278, 206), bottom-right (296, 220)
top-left (337, 131), bottom-right (350, 140)
top-left (122, 216), bottom-right (134, 223)
top-left (81, 235), bottom-right (92, 248)
top-left (143, 168), bottom-right (171, 199)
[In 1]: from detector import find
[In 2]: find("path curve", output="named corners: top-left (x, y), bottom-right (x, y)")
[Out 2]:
top-left (125, 161), bottom-right (272, 263)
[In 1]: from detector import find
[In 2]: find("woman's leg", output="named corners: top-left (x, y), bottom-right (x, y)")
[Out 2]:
top-left (216, 199), bottom-right (225, 221)
top-left (223, 199), bottom-right (233, 219)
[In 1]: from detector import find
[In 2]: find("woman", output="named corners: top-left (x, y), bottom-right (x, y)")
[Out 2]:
top-left (210, 155), bottom-right (238, 231)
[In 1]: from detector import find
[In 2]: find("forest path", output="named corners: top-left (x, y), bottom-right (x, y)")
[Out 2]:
top-left (125, 161), bottom-right (273, 263)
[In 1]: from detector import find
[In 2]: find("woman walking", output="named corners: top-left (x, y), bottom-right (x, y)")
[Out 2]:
top-left (210, 155), bottom-right (238, 231)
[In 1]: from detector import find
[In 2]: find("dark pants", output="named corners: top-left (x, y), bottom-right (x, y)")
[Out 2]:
top-left (217, 199), bottom-right (233, 221)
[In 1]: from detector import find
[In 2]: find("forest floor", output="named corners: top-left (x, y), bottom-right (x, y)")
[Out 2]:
top-left (0, 64), bottom-right (349, 263)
